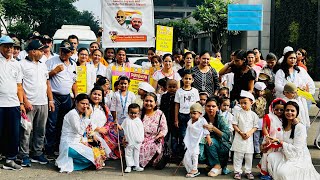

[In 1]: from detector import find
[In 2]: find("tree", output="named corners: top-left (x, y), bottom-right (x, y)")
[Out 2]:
top-left (160, 19), bottom-right (198, 48)
top-left (2, 0), bottom-right (99, 39)
top-left (192, 0), bottom-right (238, 52)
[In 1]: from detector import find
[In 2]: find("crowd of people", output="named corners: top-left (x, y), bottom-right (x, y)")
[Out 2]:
top-left (0, 31), bottom-right (320, 180)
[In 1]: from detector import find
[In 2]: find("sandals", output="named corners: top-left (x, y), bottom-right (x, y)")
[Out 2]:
top-left (234, 173), bottom-right (241, 180)
top-left (186, 171), bottom-right (200, 178)
top-left (207, 168), bottom-right (222, 177)
top-left (246, 173), bottom-right (254, 180)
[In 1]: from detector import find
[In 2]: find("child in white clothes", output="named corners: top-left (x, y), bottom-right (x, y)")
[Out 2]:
top-left (257, 98), bottom-right (286, 179)
top-left (231, 90), bottom-right (258, 180)
top-left (119, 103), bottom-right (144, 173)
top-left (110, 75), bottom-right (136, 125)
top-left (282, 82), bottom-right (310, 130)
top-left (183, 103), bottom-right (211, 178)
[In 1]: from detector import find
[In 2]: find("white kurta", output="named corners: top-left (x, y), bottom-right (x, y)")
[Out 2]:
top-left (121, 117), bottom-right (144, 148)
top-left (183, 117), bottom-right (209, 172)
top-left (274, 67), bottom-right (315, 98)
top-left (90, 105), bottom-right (113, 157)
top-left (267, 123), bottom-right (320, 180)
top-left (55, 109), bottom-right (95, 173)
top-left (231, 109), bottom-right (259, 153)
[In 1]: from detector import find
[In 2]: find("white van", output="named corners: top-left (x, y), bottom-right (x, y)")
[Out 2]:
top-left (52, 25), bottom-right (97, 53)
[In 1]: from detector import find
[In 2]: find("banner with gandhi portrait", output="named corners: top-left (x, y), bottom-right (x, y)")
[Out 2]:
top-left (101, 0), bottom-right (155, 48)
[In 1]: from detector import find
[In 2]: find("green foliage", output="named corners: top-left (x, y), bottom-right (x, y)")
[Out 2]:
top-left (192, 0), bottom-right (237, 52)
top-left (2, 0), bottom-right (99, 40)
top-left (160, 19), bottom-right (198, 44)
top-left (7, 21), bottom-right (31, 40)
top-left (273, 0), bottom-right (318, 80)
top-left (288, 21), bottom-right (299, 45)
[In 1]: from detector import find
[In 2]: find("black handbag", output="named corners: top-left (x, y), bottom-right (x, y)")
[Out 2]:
top-left (154, 113), bottom-right (171, 170)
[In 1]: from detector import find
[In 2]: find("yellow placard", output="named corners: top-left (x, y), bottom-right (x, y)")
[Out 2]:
top-left (128, 67), bottom-right (150, 94)
top-left (209, 57), bottom-right (224, 72)
top-left (297, 88), bottom-right (316, 103)
top-left (149, 67), bottom-right (160, 86)
top-left (156, 25), bottom-right (173, 55)
top-left (111, 66), bottom-right (149, 94)
top-left (76, 66), bottom-right (87, 94)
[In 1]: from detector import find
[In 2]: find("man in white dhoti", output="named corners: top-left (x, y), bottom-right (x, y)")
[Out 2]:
top-left (183, 103), bottom-right (211, 178)
top-left (119, 103), bottom-right (144, 173)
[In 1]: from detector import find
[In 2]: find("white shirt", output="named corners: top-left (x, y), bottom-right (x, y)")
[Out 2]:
top-left (0, 54), bottom-right (22, 107)
top-left (121, 117), bottom-right (144, 148)
top-left (221, 73), bottom-right (234, 91)
top-left (40, 52), bottom-right (58, 63)
top-left (231, 109), bottom-right (259, 153)
top-left (174, 87), bottom-right (200, 114)
top-left (71, 53), bottom-right (78, 62)
top-left (93, 62), bottom-right (108, 79)
top-left (152, 69), bottom-right (181, 82)
top-left (46, 56), bottom-right (77, 95)
top-left (184, 117), bottom-right (209, 154)
top-left (110, 90), bottom-right (136, 124)
top-left (20, 58), bottom-right (49, 105)
top-left (17, 50), bottom-right (28, 61)
top-left (173, 61), bottom-right (182, 71)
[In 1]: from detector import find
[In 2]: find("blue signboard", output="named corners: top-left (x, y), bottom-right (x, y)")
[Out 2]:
top-left (228, 4), bottom-right (263, 31)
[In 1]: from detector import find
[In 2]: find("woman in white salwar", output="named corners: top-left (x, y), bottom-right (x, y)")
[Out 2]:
top-left (56, 94), bottom-right (95, 173)
top-left (266, 101), bottom-right (320, 180)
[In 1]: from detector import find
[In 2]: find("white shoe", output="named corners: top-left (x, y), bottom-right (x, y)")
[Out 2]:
top-left (133, 166), bottom-right (144, 172)
top-left (125, 167), bottom-right (131, 173)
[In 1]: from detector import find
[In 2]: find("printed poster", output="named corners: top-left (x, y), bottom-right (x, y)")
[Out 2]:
top-left (76, 66), bottom-right (87, 94)
top-left (101, 0), bottom-right (155, 48)
top-left (156, 25), bottom-right (173, 55)
top-left (111, 66), bottom-right (149, 94)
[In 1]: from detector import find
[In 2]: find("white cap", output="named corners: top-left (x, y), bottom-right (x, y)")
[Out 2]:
top-left (131, 13), bottom-right (142, 19)
top-left (138, 82), bottom-right (155, 93)
top-left (240, 90), bottom-right (255, 103)
top-left (254, 82), bottom-right (267, 91)
top-left (283, 46), bottom-right (293, 55)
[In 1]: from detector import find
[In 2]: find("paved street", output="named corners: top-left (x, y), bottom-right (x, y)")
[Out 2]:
top-left (0, 118), bottom-right (319, 180)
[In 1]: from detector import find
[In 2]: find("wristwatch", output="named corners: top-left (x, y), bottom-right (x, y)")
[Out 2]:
top-left (20, 102), bottom-right (25, 105)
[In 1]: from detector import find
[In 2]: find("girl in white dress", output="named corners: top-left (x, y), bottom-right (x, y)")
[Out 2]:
top-left (258, 98), bottom-right (286, 178)
top-left (267, 101), bottom-right (320, 180)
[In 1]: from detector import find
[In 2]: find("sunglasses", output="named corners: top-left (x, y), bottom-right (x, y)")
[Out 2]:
top-left (117, 16), bottom-right (124, 18)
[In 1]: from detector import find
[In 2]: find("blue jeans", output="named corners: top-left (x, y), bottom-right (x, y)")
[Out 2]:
top-left (0, 107), bottom-right (20, 160)
top-left (178, 113), bottom-right (190, 153)
top-left (45, 93), bottom-right (72, 154)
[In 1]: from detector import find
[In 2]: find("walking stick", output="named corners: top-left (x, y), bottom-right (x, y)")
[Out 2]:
top-left (116, 122), bottom-right (124, 176)
top-left (173, 160), bottom-right (183, 176)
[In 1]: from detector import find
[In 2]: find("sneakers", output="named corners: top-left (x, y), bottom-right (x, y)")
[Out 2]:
top-left (125, 166), bottom-right (131, 173)
top-left (3, 160), bottom-right (23, 170)
top-left (21, 157), bottom-right (31, 167)
top-left (31, 154), bottom-right (49, 164)
top-left (246, 173), bottom-right (254, 180)
top-left (133, 166), bottom-right (144, 171)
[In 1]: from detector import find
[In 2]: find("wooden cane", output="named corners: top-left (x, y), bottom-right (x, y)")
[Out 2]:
top-left (117, 123), bottom-right (124, 176)
top-left (173, 160), bottom-right (183, 176)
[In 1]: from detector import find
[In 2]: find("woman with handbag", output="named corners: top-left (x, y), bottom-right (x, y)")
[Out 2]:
top-left (200, 97), bottom-right (232, 177)
top-left (139, 92), bottom-right (168, 168)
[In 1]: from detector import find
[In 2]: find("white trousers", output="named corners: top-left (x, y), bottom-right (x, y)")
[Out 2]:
top-left (183, 149), bottom-right (199, 173)
top-left (125, 145), bottom-right (140, 167)
top-left (233, 151), bottom-right (253, 174)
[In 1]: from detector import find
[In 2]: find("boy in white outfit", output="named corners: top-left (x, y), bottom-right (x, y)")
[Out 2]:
top-left (119, 103), bottom-right (144, 173)
top-left (231, 90), bottom-right (259, 180)
top-left (183, 103), bottom-right (211, 178)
